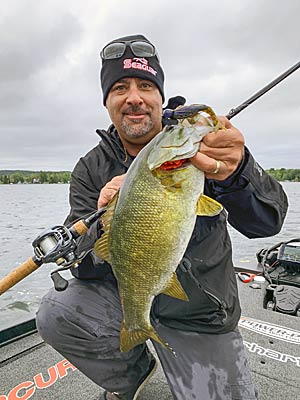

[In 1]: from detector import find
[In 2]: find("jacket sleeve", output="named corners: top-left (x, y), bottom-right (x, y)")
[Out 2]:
top-left (64, 157), bottom-right (103, 256)
top-left (206, 147), bottom-right (289, 238)
top-left (64, 155), bottom-right (115, 279)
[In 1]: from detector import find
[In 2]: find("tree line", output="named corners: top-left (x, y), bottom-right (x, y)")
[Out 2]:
top-left (0, 170), bottom-right (71, 184)
top-left (266, 168), bottom-right (300, 182)
top-left (0, 168), bottom-right (299, 185)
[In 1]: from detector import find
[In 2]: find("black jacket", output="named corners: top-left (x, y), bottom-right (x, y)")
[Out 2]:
top-left (65, 126), bottom-right (288, 334)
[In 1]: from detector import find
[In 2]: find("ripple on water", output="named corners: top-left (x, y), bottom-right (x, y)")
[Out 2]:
top-left (6, 301), bottom-right (32, 313)
top-left (5, 224), bottom-right (14, 229)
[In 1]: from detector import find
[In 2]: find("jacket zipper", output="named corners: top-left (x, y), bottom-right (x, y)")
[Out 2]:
top-left (179, 257), bottom-right (228, 323)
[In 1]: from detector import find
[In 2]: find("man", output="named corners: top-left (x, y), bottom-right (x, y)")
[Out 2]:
top-left (36, 34), bottom-right (288, 400)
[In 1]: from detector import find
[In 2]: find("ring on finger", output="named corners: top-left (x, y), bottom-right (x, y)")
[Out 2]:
top-left (213, 160), bottom-right (221, 174)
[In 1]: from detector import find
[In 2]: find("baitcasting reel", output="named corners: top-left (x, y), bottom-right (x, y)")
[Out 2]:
top-left (32, 225), bottom-right (78, 291)
top-left (0, 208), bottom-right (104, 295)
top-left (33, 225), bottom-right (77, 266)
top-left (30, 208), bottom-right (106, 291)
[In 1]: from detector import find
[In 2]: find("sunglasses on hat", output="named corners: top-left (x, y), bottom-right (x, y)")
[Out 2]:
top-left (100, 40), bottom-right (159, 61)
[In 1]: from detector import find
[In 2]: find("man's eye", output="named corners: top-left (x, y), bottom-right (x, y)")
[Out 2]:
top-left (142, 82), bottom-right (152, 88)
top-left (112, 83), bottom-right (128, 92)
top-left (114, 85), bottom-right (126, 91)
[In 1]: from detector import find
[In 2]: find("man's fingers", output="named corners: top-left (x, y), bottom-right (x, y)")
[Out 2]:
top-left (217, 115), bottom-right (232, 129)
top-left (202, 129), bottom-right (244, 149)
top-left (103, 188), bottom-right (118, 199)
top-left (97, 174), bottom-right (125, 209)
top-left (190, 153), bottom-right (233, 180)
top-left (98, 188), bottom-right (118, 208)
top-left (190, 152), bottom-right (220, 174)
top-left (110, 174), bottom-right (126, 185)
top-left (199, 143), bottom-right (242, 161)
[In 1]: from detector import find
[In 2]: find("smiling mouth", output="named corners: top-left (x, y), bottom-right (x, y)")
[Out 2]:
top-left (123, 114), bottom-right (149, 124)
top-left (126, 114), bottom-right (146, 119)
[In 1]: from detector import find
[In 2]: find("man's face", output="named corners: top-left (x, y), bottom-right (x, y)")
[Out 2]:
top-left (106, 77), bottom-right (163, 151)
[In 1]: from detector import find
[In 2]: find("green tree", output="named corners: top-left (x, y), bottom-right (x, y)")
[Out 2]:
top-left (48, 174), bottom-right (58, 184)
top-left (2, 175), bottom-right (10, 184)
top-left (39, 171), bottom-right (48, 183)
top-left (11, 173), bottom-right (24, 184)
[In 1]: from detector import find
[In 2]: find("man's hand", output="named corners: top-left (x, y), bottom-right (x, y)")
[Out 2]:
top-left (190, 116), bottom-right (245, 180)
top-left (98, 174), bottom-right (125, 209)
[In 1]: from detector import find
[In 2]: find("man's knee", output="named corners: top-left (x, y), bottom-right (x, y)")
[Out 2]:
top-left (36, 281), bottom-right (124, 358)
top-left (36, 289), bottom-right (66, 345)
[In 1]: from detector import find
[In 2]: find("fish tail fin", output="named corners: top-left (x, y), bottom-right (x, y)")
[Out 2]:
top-left (120, 323), bottom-right (176, 356)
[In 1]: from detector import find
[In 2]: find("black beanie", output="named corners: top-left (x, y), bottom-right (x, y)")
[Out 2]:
top-left (100, 34), bottom-right (165, 105)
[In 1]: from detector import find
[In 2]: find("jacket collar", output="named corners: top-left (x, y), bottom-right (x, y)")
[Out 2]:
top-left (96, 125), bottom-right (134, 169)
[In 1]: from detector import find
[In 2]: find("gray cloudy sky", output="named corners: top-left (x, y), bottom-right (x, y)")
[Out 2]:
top-left (1, 0), bottom-right (300, 171)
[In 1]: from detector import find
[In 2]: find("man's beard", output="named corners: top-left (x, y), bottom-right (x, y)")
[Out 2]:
top-left (121, 105), bottom-right (154, 138)
top-left (121, 117), bottom-right (154, 138)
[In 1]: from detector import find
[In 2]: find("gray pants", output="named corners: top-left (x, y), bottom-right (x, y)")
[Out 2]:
top-left (36, 278), bottom-right (257, 400)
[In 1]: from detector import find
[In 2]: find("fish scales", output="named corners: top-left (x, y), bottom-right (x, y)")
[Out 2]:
top-left (111, 157), bottom-right (201, 327)
top-left (94, 110), bottom-right (223, 354)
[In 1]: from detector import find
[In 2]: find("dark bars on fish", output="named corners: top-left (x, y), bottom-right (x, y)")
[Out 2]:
top-left (226, 60), bottom-right (300, 120)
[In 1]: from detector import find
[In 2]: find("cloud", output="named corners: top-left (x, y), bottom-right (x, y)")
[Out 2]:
top-left (1, 4), bottom-right (85, 81)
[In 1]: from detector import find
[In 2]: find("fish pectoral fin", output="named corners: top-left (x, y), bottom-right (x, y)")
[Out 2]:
top-left (93, 231), bottom-right (111, 263)
top-left (120, 322), bottom-right (175, 356)
top-left (93, 192), bottom-right (119, 263)
top-left (161, 272), bottom-right (189, 301)
top-left (196, 194), bottom-right (223, 216)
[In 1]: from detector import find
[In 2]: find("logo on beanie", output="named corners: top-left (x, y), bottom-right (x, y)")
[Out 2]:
top-left (123, 58), bottom-right (157, 76)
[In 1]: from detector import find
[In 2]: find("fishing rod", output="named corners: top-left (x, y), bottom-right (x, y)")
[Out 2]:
top-left (163, 60), bottom-right (300, 123)
top-left (0, 208), bottom-right (106, 295)
top-left (1, 61), bottom-right (299, 295)
top-left (226, 60), bottom-right (300, 119)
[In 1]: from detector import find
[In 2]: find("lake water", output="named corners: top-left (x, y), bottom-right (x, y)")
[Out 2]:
top-left (0, 182), bottom-right (299, 330)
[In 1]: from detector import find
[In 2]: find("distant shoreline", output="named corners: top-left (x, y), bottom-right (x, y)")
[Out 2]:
top-left (0, 170), bottom-right (71, 185)
top-left (0, 169), bottom-right (299, 184)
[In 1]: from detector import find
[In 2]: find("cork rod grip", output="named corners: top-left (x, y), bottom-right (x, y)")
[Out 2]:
top-left (72, 220), bottom-right (89, 236)
top-left (0, 257), bottom-right (41, 295)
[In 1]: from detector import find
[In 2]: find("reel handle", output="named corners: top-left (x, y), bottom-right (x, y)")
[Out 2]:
top-left (0, 257), bottom-right (42, 295)
top-left (51, 271), bottom-right (69, 291)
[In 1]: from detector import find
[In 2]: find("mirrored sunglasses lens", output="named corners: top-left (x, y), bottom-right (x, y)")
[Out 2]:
top-left (102, 43), bottom-right (126, 59)
top-left (131, 41), bottom-right (156, 57)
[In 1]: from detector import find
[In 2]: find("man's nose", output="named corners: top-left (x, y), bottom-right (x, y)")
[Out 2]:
top-left (126, 87), bottom-right (143, 105)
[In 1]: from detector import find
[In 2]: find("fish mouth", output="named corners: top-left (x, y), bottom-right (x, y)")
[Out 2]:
top-left (157, 158), bottom-right (191, 171)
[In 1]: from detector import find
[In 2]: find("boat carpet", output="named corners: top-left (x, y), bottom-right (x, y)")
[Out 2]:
top-left (1, 276), bottom-right (299, 399)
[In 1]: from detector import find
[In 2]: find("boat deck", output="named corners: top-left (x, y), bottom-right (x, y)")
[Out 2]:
top-left (1, 273), bottom-right (300, 399)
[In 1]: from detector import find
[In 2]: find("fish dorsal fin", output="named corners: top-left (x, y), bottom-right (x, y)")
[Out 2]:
top-left (93, 192), bottom-right (119, 263)
top-left (161, 272), bottom-right (189, 301)
top-left (197, 194), bottom-right (223, 216)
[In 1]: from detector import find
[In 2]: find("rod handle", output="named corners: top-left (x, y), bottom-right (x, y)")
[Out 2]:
top-left (0, 257), bottom-right (41, 295)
